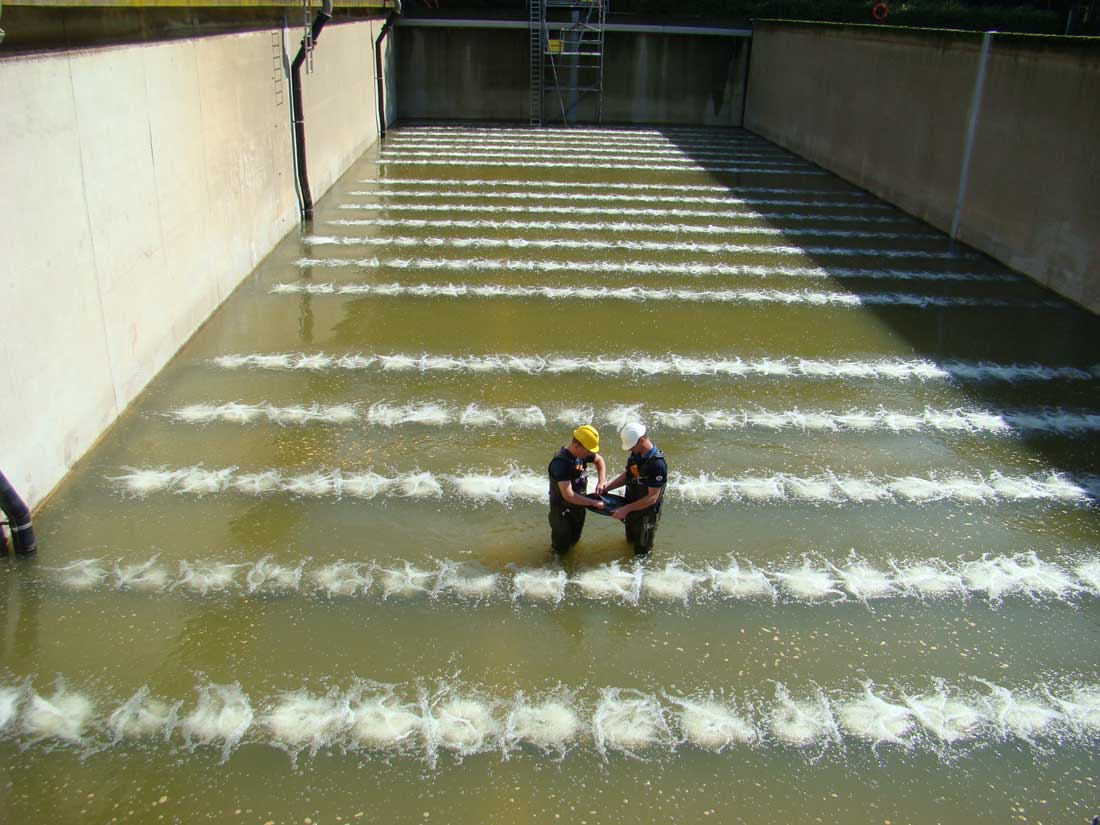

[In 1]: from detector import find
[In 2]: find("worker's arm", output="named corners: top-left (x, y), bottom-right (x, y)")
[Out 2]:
top-left (558, 479), bottom-right (604, 509)
top-left (611, 486), bottom-right (661, 520)
top-left (601, 471), bottom-right (627, 494)
top-left (593, 454), bottom-right (607, 492)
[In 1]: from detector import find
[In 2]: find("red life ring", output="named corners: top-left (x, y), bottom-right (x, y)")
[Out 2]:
top-left (872, 2), bottom-right (889, 21)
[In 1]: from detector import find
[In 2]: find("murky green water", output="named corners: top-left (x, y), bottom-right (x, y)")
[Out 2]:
top-left (4, 126), bottom-right (1100, 824)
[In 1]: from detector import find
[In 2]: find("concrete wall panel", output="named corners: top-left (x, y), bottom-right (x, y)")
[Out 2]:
top-left (744, 21), bottom-right (1100, 314)
top-left (963, 38), bottom-right (1100, 310)
top-left (0, 18), bottom-right (388, 509)
top-left (396, 26), bottom-right (749, 126)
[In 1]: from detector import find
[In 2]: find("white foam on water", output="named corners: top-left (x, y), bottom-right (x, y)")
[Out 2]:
top-left (592, 689), bottom-right (670, 757)
top-left (458, 403), bottom-right (502, 426)
top-left (670, 696), bottom-right (757, 751)
top-left (181, 683), bottom-right (254, 761)
top-left (774, 560), bottom-right (844, 601)
top-left (511, 568), bottom-right (568, 604)
top-left (265, 403), bottom-right (359, 425)
top-left (108, 687), bottom-right (178, 741)
top-left (394, 471), bottom-right (444, 498)
top-left (427, 256), bottom-right (1003, 284)
top-left (379, 149), bottom-right (806, 166)
top-left (348, 687), bottom-right (423, 751)
top-left (993, 552), bottom-right (1081, 600)
top-left (770, 684), bottom-right (839, 747)
top-left (0, 685), bottom-right (24, 734)
top-left (1074, 559), bottom-right (1100, 594)
top-left (378, 562), bottom-right (435, 598)
top-left (505, 691), bottom-right (581, 754)
top-left (425, 694), bottom-right (501, 757)
top-left (177, 561), bottom-right (244, 595)
top-left (359, 175), bottom-right (867, 197)
top-left (210, 351), bottom-right (1093, 385)
top-left (433, 561), bottom-right (500, 600)
top-left (376, 158), bottom-right (824, 174)
top-left (232, 470), bottom-right (283, 495)
top-left (354, 190), bottom-right (880, 213)
top-left (312, 232), bottom-right (962, 261)
top-left (832, 557), bottom-right (896, 600)
top-left (837, 685), bottom-right (915, 745)
top-left (890, 561), bottom-right (965, 597)
top-left (504, 405), bottom-right (547, 426)
top-left (50, 559), bottom-right (110, 590)
top-left (341, 471), bottom-right (394, 499)
top-left (382, 142), bottom-right (787, 160)
top-left (112, 464), bottom-right (1100, 507)
top-left (23, 684), bottom-right (97, 745)
top-left (175, 466), bottom-right (235, 495)
top-left (1049, 686), bottom-right (1100, 734)
top-left (264, 690), bottom-right (352, 757)
top-left (574, 562), bottom-right (644, 605)
top-left (340, 200), bottom-right (908, 224)
top-left (672, 473), bottom-right (733, 503)
top-left (112, 467), bottom-right (183, 496)
top-left (982, 683), bottom-right (1064, 741)
top-left (283, 471), bottom-right (338, 497)
top-left (278, 281), bottom-right (1045, 310)
top-left (904, 683), bottom-right (986, 744)
top-left (246, 555), bottom-right (308, 594)
top-left (707, 559), bottom-right (776, 600)
top-left (312, 561), bottom-right (373, 597)
top-left (325, 216), bottom-right (920, 241)
top-left (115, 556), bottom-right (170, 592)
top-left (368, 402), bottom-right (452, 426)
top-left (642, 562), bottom-right (706, 602)
top-left (450, 472), bottom-right (516, 502)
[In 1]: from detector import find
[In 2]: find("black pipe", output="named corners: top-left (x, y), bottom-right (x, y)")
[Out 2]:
top-left (290, 0), bottom-right (334, 219)
top-left (0, 471), bottom-right (36, 557)
top-left (374, 11), bottom-right (397, 138)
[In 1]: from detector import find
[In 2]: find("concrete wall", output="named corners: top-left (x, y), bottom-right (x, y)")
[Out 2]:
top-left (0, 18), bottom-right (392, 510)
top-left (396, 26), bottom-right (748, 125)
top-left (745, 21), bottom-right (1100, 313)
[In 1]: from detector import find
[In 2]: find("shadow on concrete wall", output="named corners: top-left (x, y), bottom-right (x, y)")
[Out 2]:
top-left (660, 127), bottom-right (1100, 479)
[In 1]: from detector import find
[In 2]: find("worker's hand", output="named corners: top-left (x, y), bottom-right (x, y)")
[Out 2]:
top-left (611, 508), bottom-right (627, 521)
top-left (595, 482), bottom-right (608, 496)
top-left (590, 498), bottom-right (605, 510)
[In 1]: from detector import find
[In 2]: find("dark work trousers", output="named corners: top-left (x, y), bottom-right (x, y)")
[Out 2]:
top-left (624, 507), bottom-right (660, 555)
top-left (549, 505), bottom-right (586, 553)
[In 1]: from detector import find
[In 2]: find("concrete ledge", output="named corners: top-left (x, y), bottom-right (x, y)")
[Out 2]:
top-left (397, 17), bottom-right (751, 37)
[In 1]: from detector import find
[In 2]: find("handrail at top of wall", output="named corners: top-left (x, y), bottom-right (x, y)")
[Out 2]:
top-left (396, 18), bottom-right (752, 37)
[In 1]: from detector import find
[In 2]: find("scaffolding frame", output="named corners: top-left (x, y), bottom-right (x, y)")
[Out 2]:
top-left (528, 0), bottom-right (607, 126)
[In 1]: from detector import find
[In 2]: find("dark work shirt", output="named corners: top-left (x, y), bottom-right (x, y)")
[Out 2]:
top-left (548, 447), bottom-right (590, 506)
top-left (624, 445), bottom-right (667, 511)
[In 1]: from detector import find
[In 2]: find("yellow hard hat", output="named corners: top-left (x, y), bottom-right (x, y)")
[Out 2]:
top-left (573, 424), bottom-right (600, 453)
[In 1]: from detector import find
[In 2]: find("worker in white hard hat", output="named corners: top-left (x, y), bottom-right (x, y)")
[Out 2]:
top-left (601, 422), bottom-right (667, 555)
top-left (547, 425), bottom-right (607, 553)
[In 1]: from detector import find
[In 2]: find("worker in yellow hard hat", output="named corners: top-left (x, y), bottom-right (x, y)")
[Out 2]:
top-left (547, 425), bottom-right (607, 553)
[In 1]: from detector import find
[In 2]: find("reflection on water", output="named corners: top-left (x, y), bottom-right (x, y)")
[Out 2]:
top-left (6, 126), bottom-right (1100, 824)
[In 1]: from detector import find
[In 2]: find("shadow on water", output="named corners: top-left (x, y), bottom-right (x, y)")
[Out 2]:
top-left (660, 125), bottom-right (1100, 479)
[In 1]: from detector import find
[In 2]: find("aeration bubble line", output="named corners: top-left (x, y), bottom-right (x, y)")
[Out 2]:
top-left (109, 466), bottom-right (1097, 505)
top-left (3, 675), bottom-right (1098, 762)
top-left (296, 256), bottom-right (1013, 284)
top-left (267, 281), bottom-right (1053, 310)
top-left (166, 402), bottom-right (1100, 437)
top-left (209, 351), bottom-right (1100, 384)
top-left (43, 553), bottom-right (1100, 606)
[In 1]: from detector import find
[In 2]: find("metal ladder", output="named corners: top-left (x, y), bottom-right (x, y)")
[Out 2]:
top-left (540, 0), bottom-right (607, 125)
top-left (528, 0), bottom-right (544, 126)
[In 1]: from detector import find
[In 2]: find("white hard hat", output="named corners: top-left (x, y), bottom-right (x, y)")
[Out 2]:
top-left (619, 422), bottom-right (647, 450)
